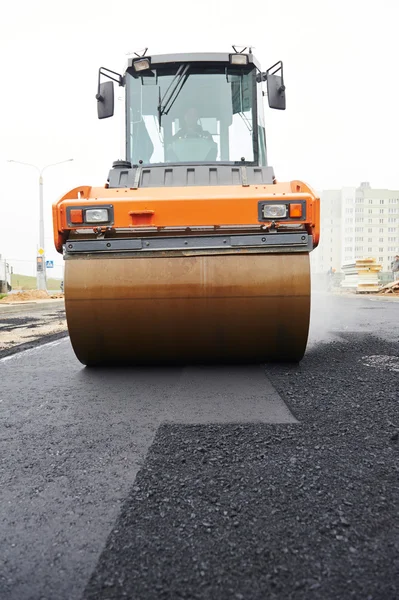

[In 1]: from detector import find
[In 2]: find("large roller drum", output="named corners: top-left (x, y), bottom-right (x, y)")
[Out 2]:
top-left (64, 252), bottom-right (310, 365)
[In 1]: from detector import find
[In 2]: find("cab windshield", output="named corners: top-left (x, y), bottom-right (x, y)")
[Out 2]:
top-left (125, 64), bottom-right (266, 166)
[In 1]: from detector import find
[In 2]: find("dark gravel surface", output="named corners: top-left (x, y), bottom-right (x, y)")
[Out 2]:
top-left (1, 294), bottom-right (398, 599)
top-left (85, 334), bottom-right (399, 600)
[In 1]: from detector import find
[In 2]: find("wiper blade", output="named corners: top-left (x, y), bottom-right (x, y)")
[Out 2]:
top-left (238, 111), bottom-right (253, 132)
top-left (157, 64), bottom-right (190, 129)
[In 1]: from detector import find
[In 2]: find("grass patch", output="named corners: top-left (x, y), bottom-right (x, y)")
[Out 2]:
top-left (11, 273), bottom-right (62, 291)
top-left (0, 293), bottom-right (7, 300)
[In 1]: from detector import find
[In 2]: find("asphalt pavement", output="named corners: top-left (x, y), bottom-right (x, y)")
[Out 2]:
top-left (0, 292), bottom-right (398, 599)
top-left (0, 300), bottom-right (66, 356)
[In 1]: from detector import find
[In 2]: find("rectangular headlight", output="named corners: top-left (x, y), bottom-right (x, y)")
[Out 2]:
top-left (85, 208), bottom-right (110, 223)
top-left (230, 54), bottom-right (249, 65)
top-left (133, 58), bottom-right (151, 72)
top-left (262, 204), bottom-right (287, 218)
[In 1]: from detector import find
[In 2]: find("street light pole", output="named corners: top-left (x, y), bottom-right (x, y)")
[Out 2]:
top-left (7, 159), bottom-right (73, 291)
top-left (38, 173), bottom-right (46, 290)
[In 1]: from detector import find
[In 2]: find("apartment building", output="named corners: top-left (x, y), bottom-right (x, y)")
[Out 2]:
top-left (311, 182), bottom-right (399, 273)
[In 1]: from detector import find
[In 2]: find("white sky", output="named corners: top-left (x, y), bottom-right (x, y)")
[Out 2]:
top-left (0, 0), bottom-right (398, 277)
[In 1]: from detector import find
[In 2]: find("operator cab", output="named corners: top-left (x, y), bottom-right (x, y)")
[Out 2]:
top-left (96, 49), bottom-right (286, 184)
top-left (126, 56), bottom-right (263, 166)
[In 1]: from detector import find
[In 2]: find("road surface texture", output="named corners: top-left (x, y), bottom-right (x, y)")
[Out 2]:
top-left (0, 292), bottom-right (398, 600)
top-left (0, 300), bottom-right (66, 357)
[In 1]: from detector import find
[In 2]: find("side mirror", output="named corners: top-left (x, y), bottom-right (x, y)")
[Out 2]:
top-left (266, 61), bottom-right (286, 110)
top-left (96, 80), bottom-right (114, 119)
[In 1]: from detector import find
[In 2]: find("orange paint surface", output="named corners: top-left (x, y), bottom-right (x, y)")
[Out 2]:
top-left (53, 181), bottom-right (320, 252)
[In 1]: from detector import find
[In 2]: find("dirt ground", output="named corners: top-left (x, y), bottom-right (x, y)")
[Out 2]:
top-left (0, 291), bottom-right (64, 303)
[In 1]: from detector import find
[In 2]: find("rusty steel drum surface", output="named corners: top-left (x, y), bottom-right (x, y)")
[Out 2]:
top-left (64, 253), bottom-right (310, 365)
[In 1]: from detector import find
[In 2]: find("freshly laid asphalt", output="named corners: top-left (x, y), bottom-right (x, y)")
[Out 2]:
top-left (0, 292), bottom-right (398, 599)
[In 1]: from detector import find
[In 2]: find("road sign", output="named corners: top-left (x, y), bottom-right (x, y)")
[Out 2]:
top-left (46, 260), bottom-right (54, 269)
top-left (38, 248), bottom-right (45, 256)
top-left (36, 257), bottom-right (44, 272)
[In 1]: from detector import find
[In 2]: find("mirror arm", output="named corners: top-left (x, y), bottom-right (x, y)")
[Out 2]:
top-left (266, 62), bottom-right (284, 88)
top-left (257, 60), bottom-right (285, 86)
top-left (97, 67), bottom-right (124, 102)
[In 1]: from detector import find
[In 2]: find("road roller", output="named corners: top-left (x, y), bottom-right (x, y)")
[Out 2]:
top-left (53, 48), bottom-right (320, 365)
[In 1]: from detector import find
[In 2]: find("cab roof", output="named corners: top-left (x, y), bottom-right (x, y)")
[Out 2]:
top-left (127, 52), bottom-right (261, 71)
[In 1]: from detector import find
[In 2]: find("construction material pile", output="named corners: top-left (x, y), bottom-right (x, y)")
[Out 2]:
top-left (378, 280), bottom-right (399, 295)
top-left (0, 290), bottom-right (63, 303)
top-left (341, 258), bottom-right (382, 293)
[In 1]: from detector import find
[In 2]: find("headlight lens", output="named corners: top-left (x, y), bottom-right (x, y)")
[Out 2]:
top-left (262, 204), bottom-right (287, 218)
top-left (133, 58), bottom-right (151, 71)
top-left (230, 54), bottom-right (248, 65)
top-left (85, 208), bottom-right (109, 223)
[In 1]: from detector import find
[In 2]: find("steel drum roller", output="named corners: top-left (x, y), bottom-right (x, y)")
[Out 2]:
top-left (64, 253), bottom-right (310, 365)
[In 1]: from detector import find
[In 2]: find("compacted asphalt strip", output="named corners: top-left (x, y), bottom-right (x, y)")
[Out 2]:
top-left (0, 293), bottom-right (398, 599)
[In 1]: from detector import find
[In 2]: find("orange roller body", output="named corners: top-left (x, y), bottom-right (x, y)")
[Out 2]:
top-left (53, 49), bottom-right (320, 366)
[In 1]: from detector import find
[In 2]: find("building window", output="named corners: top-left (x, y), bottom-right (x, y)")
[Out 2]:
top-left (388, 218), bottom-right (397, 223)
top-left (346, 208), bottom-right (353, 214)
top-left (368, 199), bottom-right (373, 204)
top-left (379, 248), bottom-right (384, 252)
top-left (388, 228), bottom-right (395, 232)
top-left (368, 209), bottom-right (373, 214)
top-left (379, 257), bottom-right (384, 262)
top-left (368, 219), bottom-right (373, 223)
top-left (368, 247), bottom-right (372, 252)
top-left (380, 219), bottom-right (385, 223)
top-left (379, 228), bottom-right (384, 233)
top-left (355, 218), bottom-right (364, 223)
top-left (368, 228), bottom-right (372, 233)
top-left (379, 209), bottom-right (384, 214)
top-left (379, 238), bottom-right (384, 242)
top-left (380, 199), bottom-right (384, 204)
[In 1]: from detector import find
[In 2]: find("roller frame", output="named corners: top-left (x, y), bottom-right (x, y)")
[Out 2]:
top-left (63, 233), bottom-right (313, 255)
